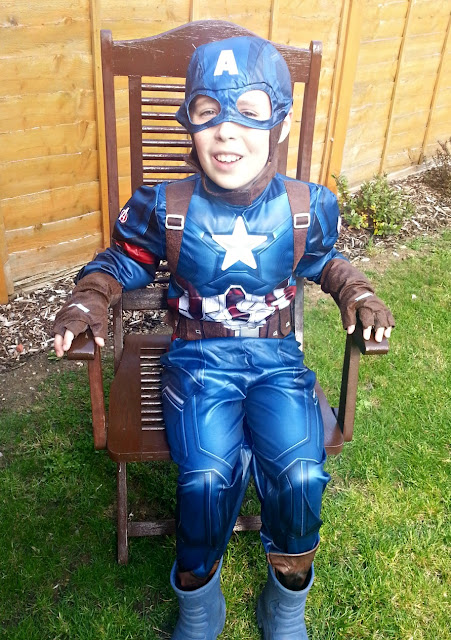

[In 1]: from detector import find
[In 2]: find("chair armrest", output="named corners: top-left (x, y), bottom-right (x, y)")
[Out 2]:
top-left (351, 321), bottom-right (389, 355)
top-left (66, 329), bottom-right (107, 450)
top-left (67, 331), bottom-right (96, 360)
top-left (338, 321), bottom-right (390, 443)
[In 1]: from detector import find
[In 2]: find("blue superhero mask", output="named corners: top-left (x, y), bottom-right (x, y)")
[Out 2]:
top-left (176, 36), bottom-right (293, 133)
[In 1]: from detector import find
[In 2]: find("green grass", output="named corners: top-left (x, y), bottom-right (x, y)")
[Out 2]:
top-left (1, 232), bottom-right (450, 639)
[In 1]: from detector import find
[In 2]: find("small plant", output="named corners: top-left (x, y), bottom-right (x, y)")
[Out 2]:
top-left (423, 137), bottom-right (451, 199)
top-left (334, 173), bottom-right (414, 236)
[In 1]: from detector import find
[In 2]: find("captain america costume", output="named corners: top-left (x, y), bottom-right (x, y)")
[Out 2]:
top-left (78, 171), bottom-right (344, 576)
top-left (53, 34), bottom-right (394, 638)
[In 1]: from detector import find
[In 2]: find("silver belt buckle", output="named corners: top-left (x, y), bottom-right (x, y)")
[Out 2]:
top-left (234, 326), bottom-right (260, 338)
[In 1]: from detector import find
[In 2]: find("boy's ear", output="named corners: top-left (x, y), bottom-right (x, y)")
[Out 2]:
top-left (278, 108), bottom-right (293, 144)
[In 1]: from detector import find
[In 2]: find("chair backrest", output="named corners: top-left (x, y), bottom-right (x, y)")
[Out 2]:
top-left (100, 21), bottom-right (322, 368)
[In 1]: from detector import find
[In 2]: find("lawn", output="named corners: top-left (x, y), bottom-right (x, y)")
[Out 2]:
top-left (0, 232), bottom-right (449, 639)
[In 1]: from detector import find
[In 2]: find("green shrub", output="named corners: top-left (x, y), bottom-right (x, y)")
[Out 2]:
top-left (334, 173), bottom-right (414, 236)
top-left (423, 137), bottom-right (451, 199)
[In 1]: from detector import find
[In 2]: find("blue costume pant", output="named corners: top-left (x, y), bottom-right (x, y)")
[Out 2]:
top-left (161, 333), bottom-right (330, 578)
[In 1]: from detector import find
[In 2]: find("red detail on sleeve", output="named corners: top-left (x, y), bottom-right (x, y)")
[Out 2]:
top-left (115, 240), bottom-right (156, 265)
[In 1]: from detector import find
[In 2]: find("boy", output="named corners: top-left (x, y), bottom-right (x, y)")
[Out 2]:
top-left (54, 36), bottom-right (393, 639)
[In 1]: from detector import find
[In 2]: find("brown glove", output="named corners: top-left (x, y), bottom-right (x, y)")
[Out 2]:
top-left (53, 272), bottom-right (122, 340)
top-left (320, 258), bottom-right (395, 330)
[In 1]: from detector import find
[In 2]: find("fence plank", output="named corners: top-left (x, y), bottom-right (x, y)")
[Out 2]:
top-left (2, 183), bottom-right (100, 232)
top-left (0, 122), bottom-right (96, 164)
top-left (323, 0), bottom-right (363, 190)
top-left (379, 0), bottom-right (413, 173)
top-left (1, 151), bottom-right (98, 200)
top-left (0, 91), bottom-right (95, 134)
top-left (8, 234), bottom-right (102, 283)
top-left (420, 9), bottom-right (451, 162)
top-left (91, 0), bottom-right (110, 248)
top-left (6, 211), bottom-right (102, 254)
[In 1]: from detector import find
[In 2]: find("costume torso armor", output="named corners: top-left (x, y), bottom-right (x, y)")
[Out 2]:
top-left (80, 173), bottom-right (344, 338)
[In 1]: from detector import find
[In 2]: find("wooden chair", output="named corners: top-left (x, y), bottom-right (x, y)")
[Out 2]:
top-left (68, 20), bottom-right (389, 565)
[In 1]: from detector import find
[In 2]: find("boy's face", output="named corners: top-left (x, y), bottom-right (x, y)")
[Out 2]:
top-left (190, 90), bottom-right (272, 191)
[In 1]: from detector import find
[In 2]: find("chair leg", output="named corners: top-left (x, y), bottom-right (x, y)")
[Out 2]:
top-left (117, 461), bottom-right (129, 565)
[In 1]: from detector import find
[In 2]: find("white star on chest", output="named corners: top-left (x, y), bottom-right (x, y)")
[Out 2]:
top-left (212, 217), bottom-right (267, 271)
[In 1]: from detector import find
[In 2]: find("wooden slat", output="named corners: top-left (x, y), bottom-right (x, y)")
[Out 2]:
top-left (142, 139), bottom-right (192, 148)
top-left (0, 90), bottom-right (95, 133)
top-left (420, 9), bottom-right (451, 163)
top-left (356, 38), bottom-right (405, 67)
top-left (0, 122), bottom-right (97, 164)
top-left (143, 153), bottom-right (187, 161)
top-left (342, 139), bottom-right (386, 168)
top-left (0, 20), bottom-right (91, 57)
top-left (142, 84), bottom-right (185, 93)
top-left (189, 0), bottom-right (199, 21)
top-left (5, 210), bottom-right (102, 254)
top-left (380, 0), bottom-right (419, 172)
top-left (0, 1), bottom-right (90, 23)
top-left (142, 165), bottom-right (192, 174)
top-left (142, 125), bottom-right (186, 134)
top-left (0, 53), bottom-right (94, 98)
top-left (127, 514), bottom-right (263, 538)
top-left (91, 0), bottom-right (110, 249)
top-left (0, 208), bottom-right (11, 302)
top-left (129, 76), bottom-right (144, 193)
top-left (324, 0), bottom-right (364, 190)
top-left (109, 22), bottom-right (312, 83)
top-left (122, 287), bottom-right (169, 311)
top-left (141, 97), bottom-right (183, 107)
top-left (269, 0), bottom-right (279, 41)
top-left (1, 150), bottom-right (98, 199)
top-left (8, 233), bottom-right (101, 282)
top-left (319, 0), bottom-right (349, 186)
top-left (1, 183), bottom-right (100, 232)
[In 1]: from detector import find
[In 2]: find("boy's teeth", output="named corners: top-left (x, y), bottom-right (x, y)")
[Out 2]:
top-left (216, 154), bottom-right (240, 163)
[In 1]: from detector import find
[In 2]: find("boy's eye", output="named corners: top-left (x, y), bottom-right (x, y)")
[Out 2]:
top-left (200, 108), bottom-right (218, 118)
top-left (236, 90), bottom-right (272, 121)
top-left (190, 96), bottom-right (221, 124)
top-left (238, 109), bottom-right (259, 119)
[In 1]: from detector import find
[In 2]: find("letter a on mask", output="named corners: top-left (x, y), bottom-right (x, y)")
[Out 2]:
top-left (213, 50), bottom-right (239, 76)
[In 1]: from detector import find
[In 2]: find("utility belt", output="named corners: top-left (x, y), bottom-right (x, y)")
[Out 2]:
top-left (173, 305), bottom-right (293, 340)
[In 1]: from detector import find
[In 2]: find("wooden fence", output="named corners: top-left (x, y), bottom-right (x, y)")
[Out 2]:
top-left (1, 0), bottom-right (450, 302)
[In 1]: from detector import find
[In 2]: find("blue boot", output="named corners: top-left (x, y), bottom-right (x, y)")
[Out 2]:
top-left (257, 564), bottom-right (314, 639)
top-left (170, 558), bottom-right (226, 639)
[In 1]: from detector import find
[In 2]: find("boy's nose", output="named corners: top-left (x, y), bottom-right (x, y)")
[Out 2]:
top-left (214, 120), bottom-right (239, 139)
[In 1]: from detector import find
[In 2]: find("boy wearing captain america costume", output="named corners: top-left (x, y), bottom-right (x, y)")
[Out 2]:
top-left (54, 36), bottom-right (394, 639)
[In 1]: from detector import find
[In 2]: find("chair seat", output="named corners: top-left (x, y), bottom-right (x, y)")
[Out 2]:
top-left (107, 333), bottom-right (344, 462)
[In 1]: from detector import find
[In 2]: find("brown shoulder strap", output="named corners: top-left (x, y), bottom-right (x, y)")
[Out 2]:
top-left (165, 179), bottom-right (196, 274)
top-left (283, 180), bottom-right (311, 271)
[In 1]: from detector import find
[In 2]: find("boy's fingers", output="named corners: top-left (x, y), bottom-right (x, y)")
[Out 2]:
top-left (62, 330), bottom-right (75, 352)
top-left (347, 324), bottom-right (355, 335)
top-left (94, 336), bottom-right (105, 347)
top-left (363, 326), bottom-right (372, 341)
top-left (384, 326), bottom-right (392, 338)
top-left (54, 333), bottom-right (64, 357)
